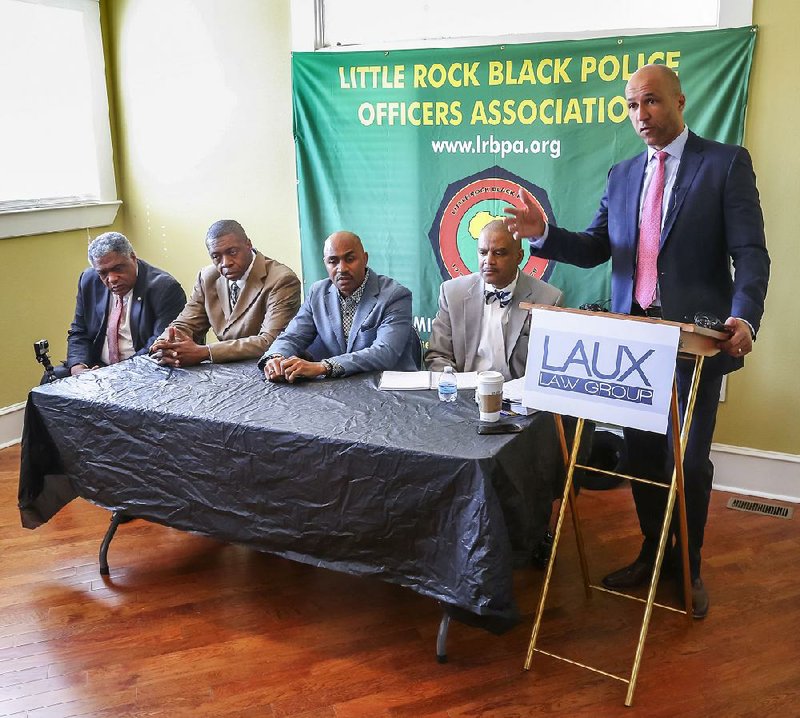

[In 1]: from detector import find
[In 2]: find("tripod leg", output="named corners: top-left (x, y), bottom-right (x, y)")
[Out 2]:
top-left (554, 416), bottom-right (590, 597)
top-left (526, 417), bottom-right (584, 670)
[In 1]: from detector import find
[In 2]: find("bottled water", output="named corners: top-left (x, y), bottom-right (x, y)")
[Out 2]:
top-left (437, 366), bottom-right (458, 402)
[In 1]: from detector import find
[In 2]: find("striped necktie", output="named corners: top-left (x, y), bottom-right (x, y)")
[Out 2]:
top-left (229, 281), bottom-right (240, 311)
top-left (107, 294), bottom-right (124, 364)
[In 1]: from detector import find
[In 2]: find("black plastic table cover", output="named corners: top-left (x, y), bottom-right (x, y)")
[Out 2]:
top-left (19, 358), bottom-right (562, 630)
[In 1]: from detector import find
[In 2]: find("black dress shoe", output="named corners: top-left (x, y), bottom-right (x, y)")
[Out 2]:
top-left (531, 530), bottom-right (555, 569)
top-left (601, 559), bottom-right (654, 589)
top-left (690, 577), bottom-right (709, 619)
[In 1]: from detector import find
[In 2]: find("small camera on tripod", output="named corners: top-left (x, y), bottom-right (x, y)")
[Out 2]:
top-left (34, 339), bottom-right (57, 383)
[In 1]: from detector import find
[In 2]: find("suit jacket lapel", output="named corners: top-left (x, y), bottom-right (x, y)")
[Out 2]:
top-left (129, 260), bottom-right (147, 347)
top-left (216, 274), bottom-right (231, 324)
top-left (626, 152), bottom-right (647, 253)
top-left (325, 282), bottom-right (346, 352)
top-left (94, 289), bottom-right (110, 347)
top-left (462, 276), bottom-right (484, 370)
top-left (347, 272), bottom-right (379, 352)
top-left (226, 252), bottom-right (265, 329)
top-left (505, 277), bottom-right (534, 360)
top-left (661, 132), bottom-right (703, 249)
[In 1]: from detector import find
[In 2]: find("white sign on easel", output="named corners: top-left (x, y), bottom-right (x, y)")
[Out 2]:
top-left (522, 309), bottom-right (680, 434)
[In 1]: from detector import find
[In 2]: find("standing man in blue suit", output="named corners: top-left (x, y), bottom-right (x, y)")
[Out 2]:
top-left (55, 232), bottom-right (186, 379)
top-left (505, 64), bottom-right (770, 618)
top-left (260, 231), bottom-right (418, 381)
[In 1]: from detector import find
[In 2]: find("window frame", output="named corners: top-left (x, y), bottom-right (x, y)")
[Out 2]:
top-left (0, 0), bottom-right (120, 240)
top-left (291, 0), bottom-right (754, 52)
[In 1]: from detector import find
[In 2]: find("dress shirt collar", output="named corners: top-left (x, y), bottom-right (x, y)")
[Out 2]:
top-left (230, 249), bottom-right (256, 292)
top-left (647, 124), bottom-right (689, 162)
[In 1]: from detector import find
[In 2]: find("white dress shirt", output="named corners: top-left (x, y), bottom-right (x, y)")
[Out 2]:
top-left (473, 272), bottom-right (519, 381)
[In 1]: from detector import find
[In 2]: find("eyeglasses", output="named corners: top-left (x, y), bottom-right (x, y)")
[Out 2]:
top-left (579, 299), bottom-right (611, 313)
top-left (692, 312), bottom-right (727, 332)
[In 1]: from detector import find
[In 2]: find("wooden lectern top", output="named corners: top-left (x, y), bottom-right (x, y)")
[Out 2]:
top-left (519, 303), bottom-right (728, 358)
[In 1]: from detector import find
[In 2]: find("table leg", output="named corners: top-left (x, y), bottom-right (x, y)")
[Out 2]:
top-left (99, 510), bottom-right (126, 575)
top-left (436, 612), bottom-right (450, 663)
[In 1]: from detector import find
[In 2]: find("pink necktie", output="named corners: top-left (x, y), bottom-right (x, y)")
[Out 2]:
top-left (107, 295), bottom-right (124, 364)
top-left (634, 150), bottom-right (667, 310)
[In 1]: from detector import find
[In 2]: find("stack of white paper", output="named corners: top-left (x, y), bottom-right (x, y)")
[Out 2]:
top-left (502, 377), bottom-right (537, 415)
top-left (378, 371), bottom-right (479, 391)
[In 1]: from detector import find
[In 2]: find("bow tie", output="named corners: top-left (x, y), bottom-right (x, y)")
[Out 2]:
top-left (484, 289), bottom-right (511, 308)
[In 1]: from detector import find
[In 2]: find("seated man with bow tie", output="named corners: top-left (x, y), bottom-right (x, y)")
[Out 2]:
top-left (151, 219), bottom-right (301, 367)
top-left (425, 220), bottom-right (562, 380)
top-left (50, 232), bottom-right (186, 380)
top-left (259, 230), bottom-right (418, 382)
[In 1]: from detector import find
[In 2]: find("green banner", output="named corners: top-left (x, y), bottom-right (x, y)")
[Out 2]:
top-left (292, 27), bottom-right (755, 339)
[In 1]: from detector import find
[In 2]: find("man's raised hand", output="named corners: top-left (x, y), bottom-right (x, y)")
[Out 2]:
top-left (504, 188), bottom-right (546, 240)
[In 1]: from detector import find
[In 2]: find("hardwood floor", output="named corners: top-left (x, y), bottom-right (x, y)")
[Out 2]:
top-left (2, 444), bottom-right (798, 717)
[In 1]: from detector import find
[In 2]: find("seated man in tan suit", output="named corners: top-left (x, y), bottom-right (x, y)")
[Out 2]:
top-left (151, 219), bottom-right (300, 366)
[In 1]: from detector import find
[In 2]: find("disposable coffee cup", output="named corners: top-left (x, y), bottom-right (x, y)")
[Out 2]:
top-left (477, 370), bottom-right (504, 422)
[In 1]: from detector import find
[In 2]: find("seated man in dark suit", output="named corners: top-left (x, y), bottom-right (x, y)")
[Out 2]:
top-left (425, 220), bottom-right (562, 379)
top-left (259, 231), bottom-right (417, 382)
top-left (52, 232), bottom-right (186, 379)
top-left (150, 219), bottom-right (301, 367)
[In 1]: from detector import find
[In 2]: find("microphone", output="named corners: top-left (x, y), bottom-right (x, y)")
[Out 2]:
top-left (669, 186), bottom-right (681, 212)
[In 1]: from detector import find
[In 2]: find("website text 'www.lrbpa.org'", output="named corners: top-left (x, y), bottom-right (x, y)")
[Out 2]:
top-left (430, 135), bottom-right (561, 159)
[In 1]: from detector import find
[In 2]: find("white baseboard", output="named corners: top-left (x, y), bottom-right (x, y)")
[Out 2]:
top-left (712, 443), bottom-right (800, 504)
top-left (0, 401), bottom-right (25, 449)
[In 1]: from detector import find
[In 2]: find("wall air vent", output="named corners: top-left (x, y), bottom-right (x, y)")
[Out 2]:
top-left (726, 497), bottom-right (793, 520)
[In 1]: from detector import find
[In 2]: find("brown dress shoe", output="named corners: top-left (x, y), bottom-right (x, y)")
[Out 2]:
top-left (601, 560), bottom-right (653, 589)
top-left (691, 577), bottom-right (709, 619)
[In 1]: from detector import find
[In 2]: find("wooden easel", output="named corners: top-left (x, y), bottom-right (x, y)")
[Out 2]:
top-left (519, 305), bottom-right (727, 706)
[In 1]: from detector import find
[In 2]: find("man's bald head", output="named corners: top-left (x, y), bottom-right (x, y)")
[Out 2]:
top-left (480, 220), bottom-right (521, 249)
top-left (625, 64), bottom-right (685, 149)
top-left (323, 231), bottom-right (363, 256)
top-left (323, 231), bottom-right (369, 297)
top-left (627, 63), bottom-right (682, 97)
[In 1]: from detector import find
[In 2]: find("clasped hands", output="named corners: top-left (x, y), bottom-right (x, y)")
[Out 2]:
top-left (263, 355), bottom-right (326, 383)
top-left (149, 327), bottom-right (209, 367)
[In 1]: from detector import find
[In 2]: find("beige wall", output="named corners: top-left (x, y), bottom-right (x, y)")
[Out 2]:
top-left (107, 0), bottom-right (301, 297)
top-left (714, 0), bottom-right (798, 453)
top-left (0, 230), bottom-right (109, 407)
top-left (1, 0), bottom-right (796, 454)
top-left (0, 0), bottom-right (125, 408)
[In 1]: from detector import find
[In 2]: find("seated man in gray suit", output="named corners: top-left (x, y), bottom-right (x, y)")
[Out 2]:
top-left (151, 219), bottom-right (301, 367)
top-left (425, 220), bottom-right (562, 379)
top-left (259, 231), bottom-right (417, 382)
